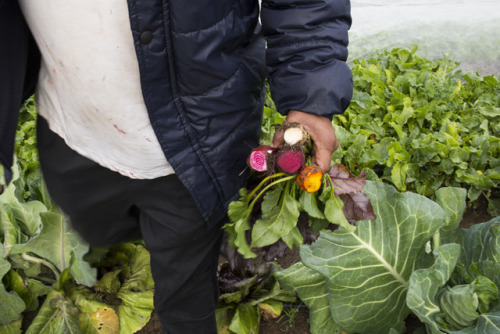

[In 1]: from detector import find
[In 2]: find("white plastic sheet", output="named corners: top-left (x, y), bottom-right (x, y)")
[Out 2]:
top-left (349, 0), bottom-right (500, 74)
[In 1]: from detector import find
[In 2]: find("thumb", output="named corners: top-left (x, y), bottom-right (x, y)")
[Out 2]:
top-left (271, 125), bottom-right (285, 149)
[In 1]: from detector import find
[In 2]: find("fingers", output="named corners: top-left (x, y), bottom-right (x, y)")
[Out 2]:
top-left (271, 124), bottom-right (284, 149)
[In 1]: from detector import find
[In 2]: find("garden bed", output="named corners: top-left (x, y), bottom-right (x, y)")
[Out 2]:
top-left (137, 196), bottom-right (494, 334)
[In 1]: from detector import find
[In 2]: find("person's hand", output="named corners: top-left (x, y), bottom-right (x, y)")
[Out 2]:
top-left (272, 110), bottom-right (338, 173)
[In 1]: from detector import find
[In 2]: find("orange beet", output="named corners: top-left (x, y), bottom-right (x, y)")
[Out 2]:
top-left (296, 164), bottom-right (323, 193)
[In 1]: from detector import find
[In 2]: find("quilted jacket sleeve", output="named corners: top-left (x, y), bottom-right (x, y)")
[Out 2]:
top-left (261, 0), bottom-right (353, 119)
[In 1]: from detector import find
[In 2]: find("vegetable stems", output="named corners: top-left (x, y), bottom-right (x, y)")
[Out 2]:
top-left (22, 253), bottom-right (60, 281)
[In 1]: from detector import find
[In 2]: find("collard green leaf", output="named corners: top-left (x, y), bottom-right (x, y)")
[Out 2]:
top-left (275, 263), bottom-right (344, 334)
top-left (452, 309), bottom-right (500, 334)
top-left (0, 285), bottom-right (26, 325)
top-left (406, 244), bottom-right (461, 334)
top-left (473, 276), bottom-right (499, 314)
top-left (1, 205), bottom-right (21, 257)
top-left (115, 245), bottom-right (154, 334)
top-left (10, 212), bottom-right (97, 287)
top-left (25, 278), bottom-right (53, 311)
top-left (4, 269), bottom-right (33, 311)
top-left (301, 181), bottom-right (446, 333)
top-left (116, 290), bottom-right (154, 334)
top-left (0, 255), bottom-right (26, 325)
top-left (435, 187), bottom-right (467, 233)
top-left (0, 317), bottom-right (22, 334)
top-left (26, 290), bottom-right (81, 334)
top-left (228, 304), bottom-right (260, 334)
top-left (438, 283), bottom-right (480, 330)
top-left (443, 217), bottom-right (500, 285)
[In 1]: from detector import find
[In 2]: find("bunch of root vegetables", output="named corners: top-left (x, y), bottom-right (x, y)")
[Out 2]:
top-left (248, 122), bottom-right (324, 193)
top-left (223, 122), bottom-right (375, 259)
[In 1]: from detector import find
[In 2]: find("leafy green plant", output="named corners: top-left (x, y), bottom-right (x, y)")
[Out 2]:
top-left (276, 181), bottom-right (500, 333)
top-left (0, 166), bottom-right (154, 333)
top-left (13, 96), bottom-right (42, 202)
top-left (333, 46), bottom-right (500, 215)
top-left (216, 260), bottom-right (296, 334)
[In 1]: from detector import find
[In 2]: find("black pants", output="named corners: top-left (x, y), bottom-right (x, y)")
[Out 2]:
top-left (36, 117), bottom-right (222, 334)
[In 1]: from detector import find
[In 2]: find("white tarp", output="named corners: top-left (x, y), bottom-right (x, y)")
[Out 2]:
top-left (349, 0), bottom-right (500, 74)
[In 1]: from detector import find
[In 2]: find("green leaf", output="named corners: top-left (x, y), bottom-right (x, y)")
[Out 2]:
top-left (10, 212), bottom-right (97, 287)
top-left (115, 245), bottom-right (154, 334)
top-left (224, 190), bottom-right (256, 258)
top-left (116, 290), bottom-right (154, 334)
top-left (443, 217), bottom-right (500, 285)
top-left (0, 205), bottom-right (21, 257)
top-left (319, 187), bottom-right (354, 233)
top-left (0, 253), bottom-right (26, 325)
top-left (391, 161), bottom-right (409, 191)
top-left (435, 187), bottom-right (467, 233)
top-left (472, 276), bottom-right (499, 314)
top-left (25, 278), bottom-right (53, 311)
top-left (452, 311), bottom-right (500, 334)
top-left (93, 269), bottom-right (122, 294)
top-left (216, 306), bottom-right (234, 334)
top-left (0, 317), bottom-right (22, 334)
top-left (0, 285), bottom-right (26, 325)
top-left (299, 191), bottom-right (325, 219)
top-left (228, 304), bottom-right (260, 334)
top-left (406, 244), bottom-right (461, 333)
top-left (438, 283), bottom-right (480, 329)
top-left (4, 269), bottom-right (33, 311)
top-left (26, 290), bottom-right (81, 334)
top-left (300, 181), bottom-right (446, 333)
top-left (275, 263), bottom-right (344, 334)
top-left (281, 226), bottom-right (303, 249)
top-left (251, 185), bottom-right (300, 248)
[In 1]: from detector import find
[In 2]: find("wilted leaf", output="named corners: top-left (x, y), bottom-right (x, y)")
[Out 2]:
top-left (258, 299), bottom-right (283, 320)
top-left (80, 307), bottom-right (120, 334)
top-left (328, 164), bottom-right (366, 195)
top-left (340, 192), bottom-right (376, 223)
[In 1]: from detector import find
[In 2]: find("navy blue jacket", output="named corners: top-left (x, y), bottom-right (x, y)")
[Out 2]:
top-left (0, 0), bottom-right (353, 225)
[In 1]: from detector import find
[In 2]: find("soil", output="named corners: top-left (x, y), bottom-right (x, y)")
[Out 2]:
top-left (137, 197), bottom-right (494, 334)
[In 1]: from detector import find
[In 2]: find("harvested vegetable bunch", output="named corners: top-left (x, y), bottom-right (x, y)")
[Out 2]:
top-left (224, 121), bottom-right (375, 259)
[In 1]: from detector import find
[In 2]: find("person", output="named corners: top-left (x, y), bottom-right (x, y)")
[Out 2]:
top-left (0, 0), bottom-right (353, 333)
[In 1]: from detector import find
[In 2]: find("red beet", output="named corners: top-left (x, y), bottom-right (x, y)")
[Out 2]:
top-left (276, 149), bottom-right (305, 174)
top-left (248, 146), bottom-right (275, 172)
